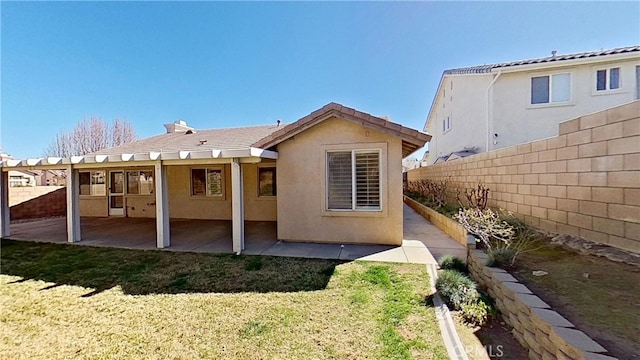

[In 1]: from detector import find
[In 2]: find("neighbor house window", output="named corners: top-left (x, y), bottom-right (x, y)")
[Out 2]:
top-left (191, 168), bottom-right (223, 196)
top-left (531, 73), bottom-right (571, 104)
top-left (127, 170), bottom-right (154, 195)
top-left (79, 171), bottom-right (106, 196)
top-left (327, 150), bottom-right (380, 211)
top-left (442, 116), bottom-right (451, 133)
top-left (258, 167), bottom-right (276, 197)
top-left (596, 67), bottom-right (620, 91)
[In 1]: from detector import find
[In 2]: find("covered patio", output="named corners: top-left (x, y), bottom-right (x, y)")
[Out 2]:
top-left (9, 217), bottom-right (277, 254)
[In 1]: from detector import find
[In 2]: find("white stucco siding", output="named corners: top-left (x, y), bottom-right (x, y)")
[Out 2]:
top-left (425, 74), bottom-right (492, 164)
top-left (491, 58), bottom-right (640, 150)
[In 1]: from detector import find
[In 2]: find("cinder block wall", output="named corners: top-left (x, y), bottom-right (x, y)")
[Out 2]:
top-left (407, 101), bottom-right (640, 253)
top-left (10, 186), bottom-right (67, 221)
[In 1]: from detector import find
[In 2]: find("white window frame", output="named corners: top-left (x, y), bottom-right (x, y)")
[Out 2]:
top-left (79, 170), bottom-right (106, 196)
top-left (125, 169), bottom-right (154, 195)
top-left (326, 149), bottom-right (381, 212)
top-left (442, 116), bottom-right (451, 133)
top-left (529, 72), bottom-right (573, 107)
top-left (593, 66), bottom-right (622, 94)
top-left (190, 167), bottom-right (224, 197)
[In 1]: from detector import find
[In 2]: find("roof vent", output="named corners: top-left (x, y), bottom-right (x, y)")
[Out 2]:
top-left (199, 139), bottom-right (207, 145)
top-left (185, 129), bottom-right (194, 135)
top-left (277, 119), bottom-right (281, 126)
top-left (551, 50), bottom-right (557, 57)
top-left (164, 120), bottom-right (195, 134)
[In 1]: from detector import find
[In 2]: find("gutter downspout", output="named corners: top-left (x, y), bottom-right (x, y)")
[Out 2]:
top-left (485, 71), bottom-right (502, 152)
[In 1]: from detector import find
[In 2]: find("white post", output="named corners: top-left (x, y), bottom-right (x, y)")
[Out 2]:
top-left (231, 159), bottom-right (245, 253)
top-left (155, 162), bottom-right (170, 248)
top-left (0, 170), bottom-right (10, 237)
top-left (66, 166), bottom-right (81, 242)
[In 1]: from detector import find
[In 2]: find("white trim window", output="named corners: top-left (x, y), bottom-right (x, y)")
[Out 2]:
top-left (126, 170), bottom-right (154, 195)
top-left (79, 171), bottom-right (106, 196)
top-left (531, 73), bottom-right (571, 104)
top-left (596, 67), bottom-right (620, 91)
top-left (327, 150), bottom-right (381, 211)
top-left (191, 168), bottom-right (223, 196)
top-left (442, 116), bottom-right (451, 133)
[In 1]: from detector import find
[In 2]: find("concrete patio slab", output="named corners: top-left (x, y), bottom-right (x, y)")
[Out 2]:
top-left (7, 203), bottom-right (467, 266)
top-left (339, 244), bottom-right (397, 261)
top-left (353, 246), bottom-right (408, 263)
top-left (261, 241), bottom-right (342, 259)
top-left (403, 246), bottom-right (438, 264)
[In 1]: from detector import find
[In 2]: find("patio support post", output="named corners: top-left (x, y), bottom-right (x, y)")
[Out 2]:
top-left (66, 166), bottom-right (81, 242)
top-left (155, 162), bottom-right (170, 248)
top-left (231, 158), bottom-right (245, 253)
top-left (0, 170), bottom-right (10, 237)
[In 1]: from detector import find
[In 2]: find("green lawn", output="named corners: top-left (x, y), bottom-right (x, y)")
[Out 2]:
top-left (0, 239), bottom-right (447, 359)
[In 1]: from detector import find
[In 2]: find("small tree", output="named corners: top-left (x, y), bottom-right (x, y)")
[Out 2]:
top-left (44, 117), bottom-right (136, 157)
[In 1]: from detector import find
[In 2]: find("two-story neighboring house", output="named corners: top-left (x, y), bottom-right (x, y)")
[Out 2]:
top-left (424, 46), bottom-right (640, 164)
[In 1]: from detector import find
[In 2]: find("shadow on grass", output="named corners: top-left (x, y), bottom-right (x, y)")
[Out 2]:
top-left (1, 239), bottom-right (345, 296)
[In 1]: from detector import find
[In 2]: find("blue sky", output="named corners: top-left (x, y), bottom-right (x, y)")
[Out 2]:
top-left (2, 1), bottom-right (639, 159)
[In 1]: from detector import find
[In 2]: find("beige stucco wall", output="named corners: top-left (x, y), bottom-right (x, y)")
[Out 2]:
top-left (167, 163), bottom-right (277, 221)
top-left (275, 116), bottom-right (403, 245)
top-left (78, 164), bottom-right (277, 221)
top-left (242, 161), bottom-right (277, 221)
top-left (80, 196), bottom-right (108, 217)
top-left (167, 164), bottom-right (232, 220)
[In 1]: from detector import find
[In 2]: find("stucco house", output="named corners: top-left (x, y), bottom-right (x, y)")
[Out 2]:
top-left (425, 46), bottom-right (640, 164)
top-left (0, 103), bottom-right (430, 252)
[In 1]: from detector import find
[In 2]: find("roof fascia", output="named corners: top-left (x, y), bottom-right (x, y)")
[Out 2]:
top-left (492, 52), bottom-right (640, 74)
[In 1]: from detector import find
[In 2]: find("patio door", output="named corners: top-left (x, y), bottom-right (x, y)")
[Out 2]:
top-left (109, 170), bottom-right (125, 216)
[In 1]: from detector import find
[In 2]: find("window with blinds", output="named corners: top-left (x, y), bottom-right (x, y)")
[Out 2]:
top-left (327, 150), bottom-right (381, 211)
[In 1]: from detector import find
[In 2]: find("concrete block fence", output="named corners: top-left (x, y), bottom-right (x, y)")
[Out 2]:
top-left (468, 250), bottom-right (617, 360)
top-left (10, 186), bottom-right (66, 221)
top-left (407, 100), bottom-right (640, 253)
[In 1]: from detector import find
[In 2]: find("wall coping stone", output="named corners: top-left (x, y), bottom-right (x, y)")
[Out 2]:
top-left (554, 327), bottom-right (608, 353)
top-left (503, 281), bottom-right (534, 294)
top-left (491, 272), bottom-right (518, 282)
top-left (515, 293), bottom-right (551, 309)
top-left (532, 308), bottom-right (575, 328)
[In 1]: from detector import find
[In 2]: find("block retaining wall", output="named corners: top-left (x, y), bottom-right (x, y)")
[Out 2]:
top-left (468, 250), bottom-right (617, 360)
top-left (407, 101), bottom-right (640, 253)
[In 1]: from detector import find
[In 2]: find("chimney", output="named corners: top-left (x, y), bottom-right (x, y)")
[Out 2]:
top-left (164, 120), bottom-right (195, 134)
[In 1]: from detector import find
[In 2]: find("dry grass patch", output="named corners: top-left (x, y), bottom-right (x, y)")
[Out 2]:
top-left (1, 239), bottom-right (447, 359)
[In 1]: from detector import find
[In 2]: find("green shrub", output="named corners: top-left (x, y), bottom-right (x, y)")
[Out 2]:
top-left (438, 255), bottom-right (468, 273)
top-left (486, 247), bottom-right (517, 267)
top-left (435, 270), bottom-right (479, 310)
top-left (460, 299), bottom-right (492, 326)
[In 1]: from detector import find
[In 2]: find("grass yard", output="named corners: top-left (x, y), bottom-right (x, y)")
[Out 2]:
top-left (0, 239), bottom-right (447, 359)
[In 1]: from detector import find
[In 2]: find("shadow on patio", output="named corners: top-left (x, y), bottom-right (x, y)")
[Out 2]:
top-left (9, 217), bottom-right (278, 254)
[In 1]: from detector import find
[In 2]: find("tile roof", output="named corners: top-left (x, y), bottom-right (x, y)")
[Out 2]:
top-left (253, 102), bottom-right (431, 158)
top-left (89, 125), bottom-right (282, 155)
top-left (443, 46), bottom-right (640, 75)
top-left (87, 103), bottom-right (429, 159)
